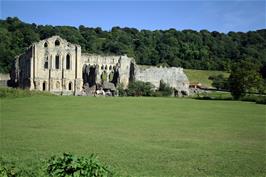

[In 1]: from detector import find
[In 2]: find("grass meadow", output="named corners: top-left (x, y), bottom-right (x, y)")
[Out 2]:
top-left (184, 69), bottom-right (229, 87)
top-left (0, 96), bottom-right (265, 177)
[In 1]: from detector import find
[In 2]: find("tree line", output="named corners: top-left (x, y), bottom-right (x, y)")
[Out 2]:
top-left (0, 17), bottom-right (266, 73)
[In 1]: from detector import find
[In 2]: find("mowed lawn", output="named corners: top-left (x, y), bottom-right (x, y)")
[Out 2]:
top-left (1, 96), bottom-right (265, 177)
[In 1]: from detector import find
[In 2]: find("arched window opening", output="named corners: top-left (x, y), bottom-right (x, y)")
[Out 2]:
top-left (68, 82), bottom-right (72, 91)
top-left (44, 56), bottom-right (48, 69)
top-left (66, 54), bottom-right (70, 70)
top-left (101, 71), bottom-right (107, 82)
top-left (55, 55), bottom-right (60, 69)
top-left (101, 65), bottom-right (104, 70)
top-left (105, 65), bottom-right (107, 70)
top-left (44, 42), bottom-right (48, 48)
top-left (55, 40), bottom-right (60, 46)
top-left (109, 72), bottom-right (114, 81)
top-left (109, 65), bottom-right (112, 70)
top-left (56, 81), bottom-right (60, 89)
top-left (42, 82), bottom-right (46, 91)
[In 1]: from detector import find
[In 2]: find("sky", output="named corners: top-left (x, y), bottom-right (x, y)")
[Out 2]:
top-left (0, 0), bottom-right (265, 33)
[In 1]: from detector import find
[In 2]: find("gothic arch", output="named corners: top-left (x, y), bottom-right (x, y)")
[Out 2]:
top-left (109, 71), bottom-right (114, 81)
top-left (68, 82), bottom-right (72, 91)
top-left (56, 81), bottom-right (60, 89)
top-left (44, 41), bottom-right (48, 48)
top-left (101, 70), bottom-right (108, 82)
top-left (55, 39), bottom-right (60, 46)
top-left (44, 56), bottom-right (49, 69)
top-left (55, 55), bottom-right (60, 69)
top-left (66, 53), bottom-right (71, 70)
top-left (42, 81), bottom-right (47, 91)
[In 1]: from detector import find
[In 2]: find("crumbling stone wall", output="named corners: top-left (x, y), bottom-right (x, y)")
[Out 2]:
top-left (135, 65), bottom-right (190, 95)
top-left (12, 36), bottom-right (190, 96)
top-left (13, 36), bottom-right (83, 95)
top-left (82, 54), bottom-right (133, 88)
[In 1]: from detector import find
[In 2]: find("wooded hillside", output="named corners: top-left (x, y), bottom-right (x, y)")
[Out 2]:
top-left (0, 17), bottom-right (265, 73)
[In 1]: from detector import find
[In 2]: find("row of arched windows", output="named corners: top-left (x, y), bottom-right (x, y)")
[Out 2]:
top-left (42, 81), bottom-right (72, 91)
top-left (44, 39), bottom-right (60, 48)
top-left (100, 65), bottom-right (115, 70)
top-left (44, 54), bottom-right (71, 70)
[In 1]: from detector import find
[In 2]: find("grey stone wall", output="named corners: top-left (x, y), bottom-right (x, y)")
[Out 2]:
top-left (82, 54), bottom-right (133, 88)
top-left (16, 47), bottom-right (32, 89)
top-left (13, 36), bottom-right (190, 96)
top-left (14, 36), bottom-right (83, 95)
top-left (135, 65), bottom-right (189, 95)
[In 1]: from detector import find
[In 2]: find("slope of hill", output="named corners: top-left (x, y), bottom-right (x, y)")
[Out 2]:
top-left (184, 69), bottom-right (229, 87)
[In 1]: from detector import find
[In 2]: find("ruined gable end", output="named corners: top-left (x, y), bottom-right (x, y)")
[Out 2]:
top-left (11, 36), bottom-right (189, 96)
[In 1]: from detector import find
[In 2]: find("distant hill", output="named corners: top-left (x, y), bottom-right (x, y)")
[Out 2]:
top-left (0, 17), bottom-right (265, 73)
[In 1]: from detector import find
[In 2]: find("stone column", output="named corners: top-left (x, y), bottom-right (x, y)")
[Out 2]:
top-left (29, 45), bottom-right (35, 90)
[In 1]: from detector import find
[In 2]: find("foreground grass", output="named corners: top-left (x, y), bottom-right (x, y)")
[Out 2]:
top-left (184, 69), bottom-right (229, 87)
top-left (0, 96), bottom-right (265, 177)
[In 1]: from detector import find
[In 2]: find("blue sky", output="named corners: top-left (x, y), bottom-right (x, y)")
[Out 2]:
top-left (0, 0), bottom-right (265, 33)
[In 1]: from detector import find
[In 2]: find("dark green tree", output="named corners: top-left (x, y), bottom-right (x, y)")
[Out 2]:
top-left (210, 74), bottom-right (228, 90)
top-left (1, 17), bottom-right (266, 74)
top-left (228, 60), bottom-right (264, 99)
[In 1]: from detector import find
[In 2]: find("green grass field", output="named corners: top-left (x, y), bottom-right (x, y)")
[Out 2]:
top-left (1, 96), bottom-right (265, 177)
top-left (184, 69), bottom-right (229, 87)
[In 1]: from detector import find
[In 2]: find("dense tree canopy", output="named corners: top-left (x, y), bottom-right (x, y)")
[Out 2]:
top-left (0, 17), bottom-right (266, 73)
top-left (228, 60), bottom-right (265, 99)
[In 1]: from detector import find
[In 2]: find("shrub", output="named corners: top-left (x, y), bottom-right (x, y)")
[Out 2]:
top-left (127, 81), bottom-right (155, 96)
top-left (241, 95), bottom-right (266, 105)
top-left (0, 160), bottom-right (20, 177)
top-left (158, 80), bottom-right (173, 96)
top-left (117, 83), bottom-right (126, 96)
top-left (152, 91), bottom-right (163, 97)
top-left (210, 74), bottom-right (228, 90)
top-left (255, 96), bottom-right (266, 104)
top-left (0, 164), bottom-right (10, 177)
top-left (47, 153), bottom-right (114, 177)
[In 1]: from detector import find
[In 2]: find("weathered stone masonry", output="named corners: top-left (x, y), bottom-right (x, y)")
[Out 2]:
top-left (12, 36), bottom-right (189, 95)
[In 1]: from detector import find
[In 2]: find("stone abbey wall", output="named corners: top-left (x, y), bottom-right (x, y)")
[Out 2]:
top-left (13, 36), bottom-right (83, 95)
top-left (81, 54), bottom-right (133, 89)
top-left (12, 36), bottom-right (189, 95)
top-left (135, 65), bottom-right (189, 95)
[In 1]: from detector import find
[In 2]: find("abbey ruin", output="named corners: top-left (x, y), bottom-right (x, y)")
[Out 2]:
top-left (11, 36), bottom-right (189, 96)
